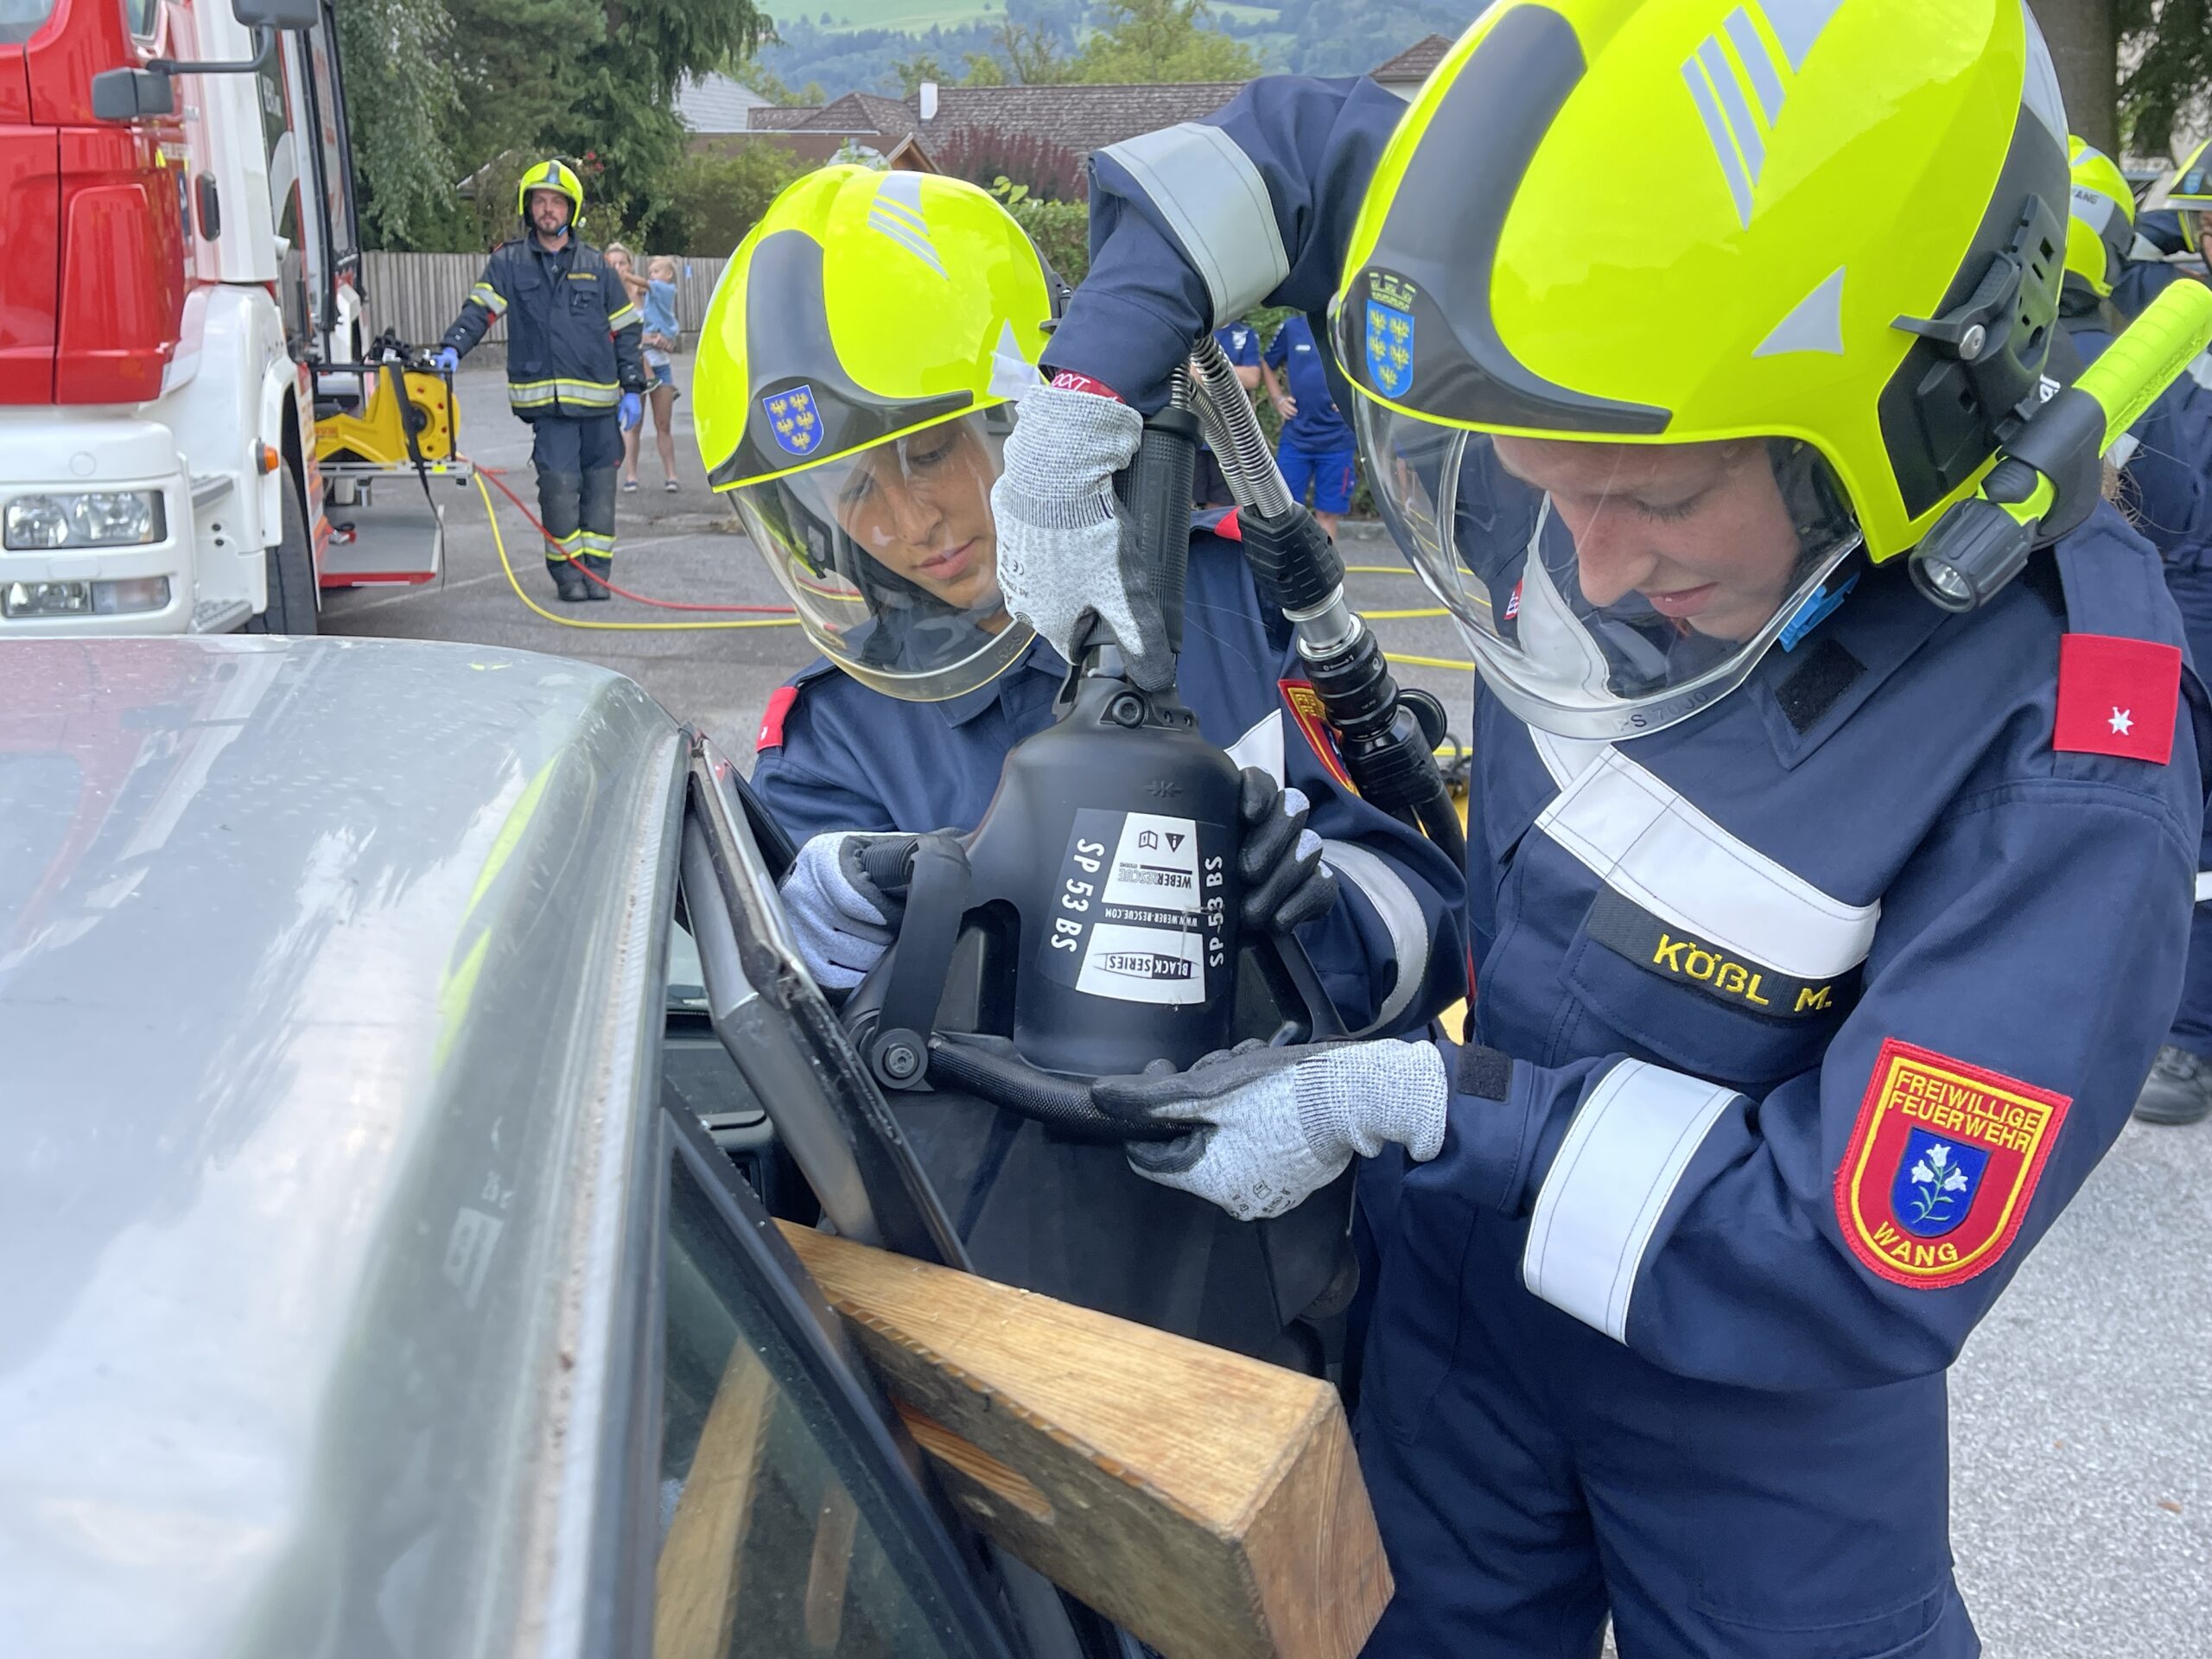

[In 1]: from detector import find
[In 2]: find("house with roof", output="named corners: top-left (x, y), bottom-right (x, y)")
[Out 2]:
top-left (728, 38), bottom-right (1457, 176)
top-left (1370, 35), bottom-right (1455, 99)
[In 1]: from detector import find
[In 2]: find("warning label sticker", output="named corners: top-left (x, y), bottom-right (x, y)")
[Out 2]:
top-left (1103, 812), bottom-right (1201, 912)
top-left (1037, 808), bottom-right (1230, 1006)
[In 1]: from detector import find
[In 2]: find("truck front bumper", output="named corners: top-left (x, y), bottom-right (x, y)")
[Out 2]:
top-left (0, 413), bottom-right (197, 636)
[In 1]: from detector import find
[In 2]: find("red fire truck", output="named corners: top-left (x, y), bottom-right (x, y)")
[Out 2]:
top-left (0, 0), bottom-right (433, 636)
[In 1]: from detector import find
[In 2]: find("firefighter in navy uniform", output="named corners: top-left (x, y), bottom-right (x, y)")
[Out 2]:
top-left (436, 160), bottom-right (645, 602)
top-left (978, 3), bottom-right (2211, 1654)
top-left (692, 167), bottom-right (1466, 1367)
top-left (2068, 143), bottom-right (2212, 1124)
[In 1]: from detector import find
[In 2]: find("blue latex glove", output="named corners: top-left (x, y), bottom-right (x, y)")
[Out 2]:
top-left (430, 346), bottom-right (460, 373)
top-left (618, 391), bottom-right (643, 430)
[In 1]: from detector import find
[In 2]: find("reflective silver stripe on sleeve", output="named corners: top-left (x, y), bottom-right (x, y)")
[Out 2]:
top-left (2188, 352), bottom-right (2212, 393)
top-left (1318, 838), bottom-right (1429, 1036)
top-left (2196, 871), bottom-right (2212, 904)
top-left (1522, 1059), bottom-right (1737, 1341)
top-left (2108, 430), bottom-right (2141, 467)
top-left (1096, 123), bottom-right (1291, 323)
top-left (1535, 747), bottom-right (1879, 981)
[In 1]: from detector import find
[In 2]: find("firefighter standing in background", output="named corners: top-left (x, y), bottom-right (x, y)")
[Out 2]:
top-left (435, 160), bottom-right (645, 603)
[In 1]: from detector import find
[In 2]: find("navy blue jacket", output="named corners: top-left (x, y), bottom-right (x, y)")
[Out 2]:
top-left (443, 237), bottom-right (645, 419)
top-left (1046, 73), bottom-right (2209, 1390)
top-left (753, 527), bottom-right (1468, 1038)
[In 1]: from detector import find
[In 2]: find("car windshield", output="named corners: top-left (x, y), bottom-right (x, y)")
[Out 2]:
top-left (656, 1152), bottom-right (981, 1658)
top-left (0, 0), bottom-right (57, 45)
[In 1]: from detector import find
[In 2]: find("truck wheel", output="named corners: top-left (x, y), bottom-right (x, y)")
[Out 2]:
top-left (246, 463), bottom-right (319, 636)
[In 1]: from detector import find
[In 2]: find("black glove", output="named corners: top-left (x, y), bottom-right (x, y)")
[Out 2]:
top-left (1236, 767), bottom-right (1337, 935)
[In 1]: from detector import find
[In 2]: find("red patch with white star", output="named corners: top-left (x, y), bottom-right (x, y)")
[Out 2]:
top-left (756, 684), bottom-right (798, 752)
top-left (2052, 633), bottom-right (2181, 763)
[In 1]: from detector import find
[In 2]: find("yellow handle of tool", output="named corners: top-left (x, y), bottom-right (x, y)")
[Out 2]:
top-left (2074, 280), bottom-right (2212, 451)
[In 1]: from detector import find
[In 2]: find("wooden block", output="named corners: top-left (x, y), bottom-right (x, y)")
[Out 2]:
top-left (654, 1340), bottom-right (776, 1659)
top-left (777, 1219), bottom-right (1392, 1659)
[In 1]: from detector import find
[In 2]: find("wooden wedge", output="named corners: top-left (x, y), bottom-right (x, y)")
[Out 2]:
top-left (777, 1220), bottom-right (1392, 1659)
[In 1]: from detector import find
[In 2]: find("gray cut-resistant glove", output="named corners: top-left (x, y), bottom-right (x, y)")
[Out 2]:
top-left (1094, 1039), bottom-right (1450, 1222)
top-left (990, 385), bottom-right (1169, 690)
top-left (1236, 767), bottom-right (1336, 935)
top-left (778, 831), bottom-right (920, 993)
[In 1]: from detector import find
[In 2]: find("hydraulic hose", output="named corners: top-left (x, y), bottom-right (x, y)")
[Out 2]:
top-left (1189, 335), bottom-right (1466, 866)
top-left (474, 472), bottom-right (804, 633)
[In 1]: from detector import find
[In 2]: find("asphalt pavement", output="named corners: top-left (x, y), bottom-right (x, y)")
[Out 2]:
top-left (324, 362), bottom-right (2212, 1657)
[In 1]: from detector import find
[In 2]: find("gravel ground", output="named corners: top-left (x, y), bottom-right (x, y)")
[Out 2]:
top-left (325, 362), bottom-right (2212, 1656)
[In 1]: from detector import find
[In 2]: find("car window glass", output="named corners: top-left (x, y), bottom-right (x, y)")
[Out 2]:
top-left (657, 1154), bottom-right (976, 1659)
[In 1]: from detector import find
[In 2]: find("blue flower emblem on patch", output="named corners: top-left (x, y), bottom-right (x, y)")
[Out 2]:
top-left (1888, 1127), bottom-right (1990, 1238)
top-left (765, 385), bottom-right (822, 457)
top-left (1365, 299), bottom-right (1415, 397)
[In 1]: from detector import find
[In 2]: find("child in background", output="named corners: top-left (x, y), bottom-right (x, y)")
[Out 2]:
top-left (638, 256), bottom-right (683, 493)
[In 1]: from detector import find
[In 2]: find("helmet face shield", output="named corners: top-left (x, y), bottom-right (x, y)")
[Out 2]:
top-left (734, 410), bottom-right (1035, 701)
top-left (1356, 399), bottom-right (1863, 739)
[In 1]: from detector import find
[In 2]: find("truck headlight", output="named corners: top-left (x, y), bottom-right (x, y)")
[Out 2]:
top-left (3, 491), bottom-right (167, 550)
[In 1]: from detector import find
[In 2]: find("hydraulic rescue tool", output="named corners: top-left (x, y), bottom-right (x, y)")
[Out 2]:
top-left (836, 372), bottom-right (1362, 1370)
top-left (843, 371), bottom-right (1346, 1111)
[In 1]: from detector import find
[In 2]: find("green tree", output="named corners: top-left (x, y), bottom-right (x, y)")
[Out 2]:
top-left (362, 0), bottom-right (769, 250)
top-left (962, 51), bottom-right (1007, 86)
top-left (994, 17), bottom-right (1071, 83)
top-left (990, 179), bottom-right (1088, 283)
top-left (893, 53), bottom-right (951, 94)
top-left (2118, 0), bottom-right (2211, 160)
top-left (334, 0), bottom-right (461, 246)
top-left (657, 143), bottom-right (813, 256)
top-left (1071, 0), bottom-right (1259, 83)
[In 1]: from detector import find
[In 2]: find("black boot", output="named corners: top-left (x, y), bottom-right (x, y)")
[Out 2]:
top-left (547, 557), bottom-right (590, 603)
top-left (2133, 1045), bottom-right (2212, 1125)
top-left (578, 552), bottom-right (613, 601)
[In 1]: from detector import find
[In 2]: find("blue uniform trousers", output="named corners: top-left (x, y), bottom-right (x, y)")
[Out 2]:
top-left (529, 414), bottom-right (621, 567)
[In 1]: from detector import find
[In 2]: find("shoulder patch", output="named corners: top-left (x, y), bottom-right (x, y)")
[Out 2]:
top-left (756, 684), bottom-right (799, 752)
top-left (1834, 1038), bottom-right (2071, 1290)
top-left (1280, 680), bottom-right (1353, 792)
top-left (2054, 633), bottom-right (2181, 763)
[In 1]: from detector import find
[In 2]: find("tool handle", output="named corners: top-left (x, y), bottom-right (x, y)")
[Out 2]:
top-left (1113, 404), bottom-right (1201, 658)
top-left (2075, 281), bottom-right (2212, 448)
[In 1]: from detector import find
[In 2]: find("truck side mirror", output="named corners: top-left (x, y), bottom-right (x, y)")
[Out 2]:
top-left (232, 0), bottom-right (319, 26)
top-left (91, 67), bottom-right (177, 120)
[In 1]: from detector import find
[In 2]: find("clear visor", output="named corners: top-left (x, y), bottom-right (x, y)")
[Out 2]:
top-left (1355, 401), bottom-right (1866, 740)
top-left (733, 410), bottom-right (1034, 702)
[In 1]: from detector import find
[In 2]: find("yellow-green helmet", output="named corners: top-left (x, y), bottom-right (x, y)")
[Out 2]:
top-left (695, 167), bottom-right (1057, 700)
top-left (1330, 0), bottom-right (2071, 740)
top-left (516, 158), bottom-right (584, 226)
top-left (2065, 137), bottom-right (2133, 299)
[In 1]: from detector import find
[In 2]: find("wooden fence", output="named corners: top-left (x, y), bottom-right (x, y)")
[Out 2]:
top-left (359, 251), bottom-right (728, 359)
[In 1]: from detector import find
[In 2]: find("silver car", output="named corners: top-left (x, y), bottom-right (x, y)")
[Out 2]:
top-left (0, 635), bottom-right (1094, 1659)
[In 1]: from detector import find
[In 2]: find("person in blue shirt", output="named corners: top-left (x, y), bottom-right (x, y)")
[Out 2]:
top-left (1262, 312), bottom-right (1357, 537)
top-left (690, 165), bottom-right (1466, 1365)
top-left (2069, 143), bottom-right (2212, 1125)
top-left (1194, 319), bottom-right (1262, 507)
top-left (976, 7), bottom-right (2210, 1655)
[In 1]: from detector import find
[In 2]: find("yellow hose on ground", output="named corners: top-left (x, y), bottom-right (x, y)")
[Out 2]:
top-left (477, 472), bottom-right (804, 634)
